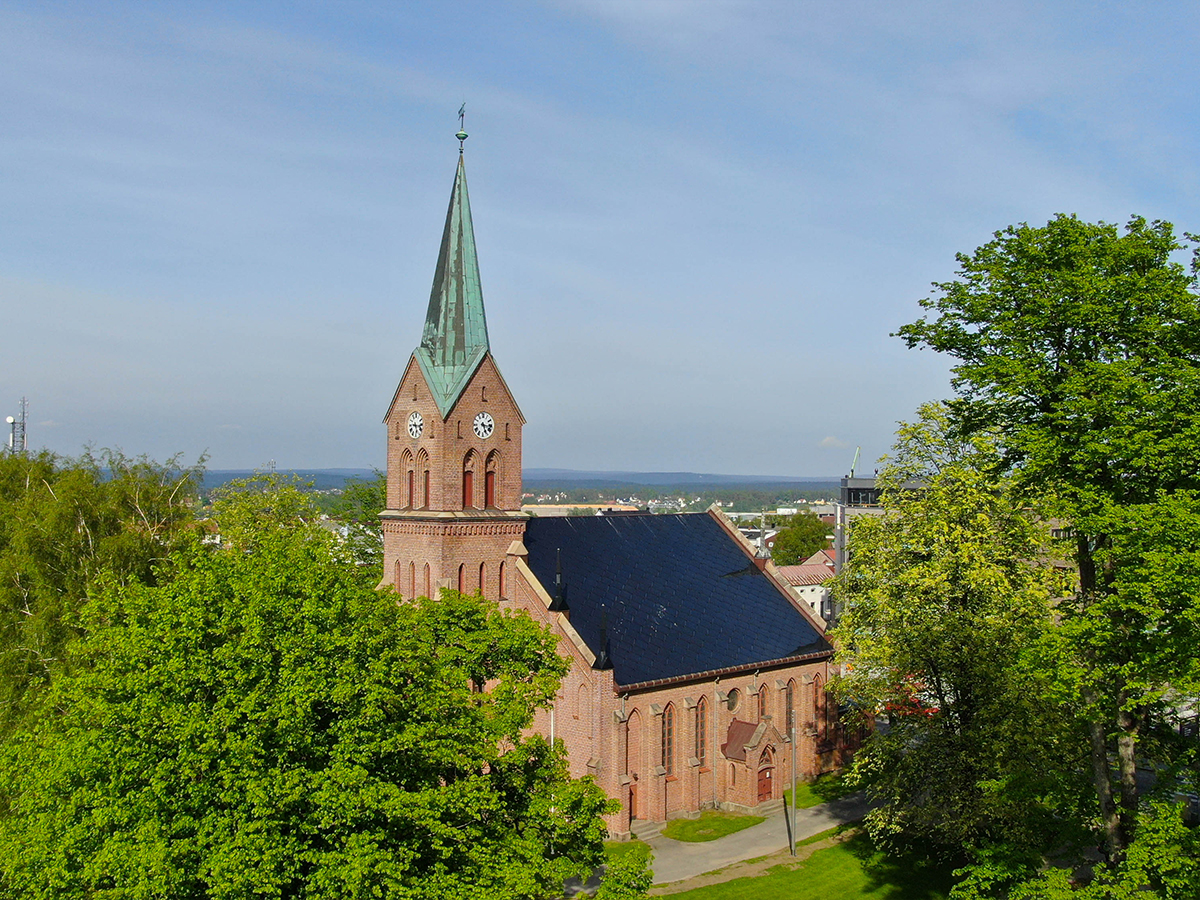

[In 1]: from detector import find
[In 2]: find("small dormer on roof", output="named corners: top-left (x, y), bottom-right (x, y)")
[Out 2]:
top-left (414, 146), bottom-right (491, 419)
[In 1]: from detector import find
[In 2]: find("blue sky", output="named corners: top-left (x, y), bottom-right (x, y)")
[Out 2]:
top-left (4, 1), bottom-right (1199, 475)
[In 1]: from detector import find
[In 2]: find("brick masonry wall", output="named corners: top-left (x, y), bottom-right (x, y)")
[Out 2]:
top-left (382, 353), bottom-right (526, 593)
top-left (503, 546), bottom-right (851, 839)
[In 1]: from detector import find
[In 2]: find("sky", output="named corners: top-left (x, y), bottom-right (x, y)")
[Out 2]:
top-left (4, 1), bottom-right (1199, 476)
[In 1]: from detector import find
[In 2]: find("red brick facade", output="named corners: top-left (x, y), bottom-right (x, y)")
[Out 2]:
top-left (380, 329), bottom-right (860, 842)
top-left (381, 148), bottom-right (861, 839)
top-left (499, 530), bottom-right (860, 838)
top-left (381, 354), bottom-right (527, 595)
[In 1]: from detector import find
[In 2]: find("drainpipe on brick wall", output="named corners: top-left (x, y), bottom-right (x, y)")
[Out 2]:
top-left (713, 678), bottom-right (720, 810)
top-left (790, 718), bottom-right (797, 855)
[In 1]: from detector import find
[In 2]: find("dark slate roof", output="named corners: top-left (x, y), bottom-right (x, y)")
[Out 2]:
top-left (522, 513), bottom-right (831, 686)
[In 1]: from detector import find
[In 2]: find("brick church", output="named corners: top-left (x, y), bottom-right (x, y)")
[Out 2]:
top-left (381, 138), bottom-right (858, 838)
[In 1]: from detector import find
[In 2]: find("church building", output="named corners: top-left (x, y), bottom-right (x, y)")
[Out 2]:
top-left (381, 137), bottom-right (859, 838)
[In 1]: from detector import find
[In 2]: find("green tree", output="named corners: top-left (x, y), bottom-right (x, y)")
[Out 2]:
top-left (770, 511), bottom-right (833, 565)
top-left (831, 406), bottom-right (1085, 874)
top-left (898, 214), bottom-right (1200, 858)
top-left (0, 448), bottom-right (202, 735)
top-left (0, 479), bottom-right (616, 899)
top-left (330, 470), bottom-right (387, 574)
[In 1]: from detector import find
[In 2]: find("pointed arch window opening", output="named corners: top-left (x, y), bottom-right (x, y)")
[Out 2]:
top-left (695, 696), bottom-right (708, 767)
top-left (485, 450), bottom-right (499, 508)
top-left (662, 704), bottom-right (675, 776)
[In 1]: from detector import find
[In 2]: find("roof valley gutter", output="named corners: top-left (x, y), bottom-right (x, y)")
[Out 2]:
top-left (614, 647), bottom-right (833, 694)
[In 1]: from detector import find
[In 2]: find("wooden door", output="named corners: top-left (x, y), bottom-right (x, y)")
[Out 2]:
top-left (758, 765), bottom-right (773, 803)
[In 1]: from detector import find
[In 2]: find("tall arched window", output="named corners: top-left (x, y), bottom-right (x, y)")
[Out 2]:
top-left (416, 449), bottom-right (429, 508)
top-left (479, 561), bottom-right (487, 596)
top-left (457, 564), bottom-right (465, 593)
top-left (662, 704), bottom-right (675, 776)
top-left (400, 450), bottom-right (414, 508)
top-left (462, 451), bottom-right (478, 509)
top-left (394, 560), bottom-right (402, 593)
top-left (695, 696), bottom-right (708, 767)
top-left (813, 674), bottom-right (824, 737)
top-left (409, 562), bottom-right (416, 597)
top-left (407, 470), bottom-right (415, 508)
top-left (499, 560), bottom-right (507, 598)
top-left (485, 450), bottom-right (500, 508)
top-left (423, 563), bottom-right (431, 598)
top-left (757, 684), bottom-right (769, 721)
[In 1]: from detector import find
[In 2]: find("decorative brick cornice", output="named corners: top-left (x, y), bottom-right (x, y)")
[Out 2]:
top-left (381, 519), bottom-right (527, 538)
top-left (615, 647), bottom-right (833, 694)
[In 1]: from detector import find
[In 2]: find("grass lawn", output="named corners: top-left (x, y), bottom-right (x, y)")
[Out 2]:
top-left (661, 810), bottom-right (766, 842)
top-left (785, 773), bottom-right (855, 809)
top-left (664, 831), bottom-right (956, 900)
top-left (604, 839), bottom-right (652, 863)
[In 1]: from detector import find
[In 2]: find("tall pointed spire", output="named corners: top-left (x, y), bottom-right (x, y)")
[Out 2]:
top-left (414, 142), bottom-right (491, 418)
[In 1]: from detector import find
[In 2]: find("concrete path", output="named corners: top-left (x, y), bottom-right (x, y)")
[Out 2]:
top-left (645, 793), bottom-right (869, 885)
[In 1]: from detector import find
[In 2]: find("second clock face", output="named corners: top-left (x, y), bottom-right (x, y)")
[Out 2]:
top-left (407, 411), bottom-right (424, 438)
top-left (472, 412), bottom-right (495, 439)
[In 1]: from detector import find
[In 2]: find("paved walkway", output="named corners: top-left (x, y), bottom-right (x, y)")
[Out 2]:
top-left (645, 793), bottom-right (869, 885)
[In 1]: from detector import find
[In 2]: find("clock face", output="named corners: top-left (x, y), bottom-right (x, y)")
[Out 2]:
top-left (472, 411), bottom-right (495, 439)
top-left (407, 411), bottom-right (424, 439)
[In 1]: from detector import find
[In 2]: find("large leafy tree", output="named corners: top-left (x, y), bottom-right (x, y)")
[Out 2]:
top-left (769, 511), bottom-right (833, 566)
top-left (898, 214), bottom-right (1200, 858)
top-left (832, 406), bottom-right (1085, 870)
top-left (0, 479), bottom-right (615, 899)
top-left (0, 448), bottom-right (201, 735)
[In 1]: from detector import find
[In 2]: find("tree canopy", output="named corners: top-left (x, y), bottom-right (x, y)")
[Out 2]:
top-left (769, 511), bottom-right (833, 566)
top-left (0, 449), bottom-right (202, 736)
top-left (832, 406), bottom-right (1086, 867)
top-left (853, 214), bottom-right (1200, 893)
top-left (0, 477), bottom-right (619, 899)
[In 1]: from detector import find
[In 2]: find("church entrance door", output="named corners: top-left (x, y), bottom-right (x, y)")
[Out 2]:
top-left (757, 748), bottom-right (774, 803)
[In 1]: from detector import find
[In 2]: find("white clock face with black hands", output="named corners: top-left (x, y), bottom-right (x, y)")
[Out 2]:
top-left (473, 412), bottom-right (495, 439)
top-left (407, 411), bottom-right (424, 438)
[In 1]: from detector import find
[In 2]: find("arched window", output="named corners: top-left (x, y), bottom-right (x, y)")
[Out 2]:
top-left (479, 561), bottom-right (487, 596)
top-left (400, 450), bottom-right (414, 508)
top-left (758, 684), bottom-right (769, 721)
top-left (499, 560), bottom-right (507, 598)
top-left (485, 450), bottom-right (500, 508)
top-left (695, 696), bottom-right (708, 767)
top-left (423, 563), bottom-right (431, 598)
top-left (416, 449), bottom-right (429, 509)
top-left (726, 688), bottom-right (740, 712)
top-left (457, 564), bottom-right (465, 593)
top-left (462, 451), bottom-right (478, 509)
top-left (786, 679), bottom-right (796, 735)
top-left (813, 674), bottom-right (824, 737)
top-left (394, 560), bottom-right (402, 593)
top-left (409, 562), bottom-right (416, 597)
top-left (661, 704), bottom-right (675, 776)
top-left (407, 470), bottom-right (415, 508)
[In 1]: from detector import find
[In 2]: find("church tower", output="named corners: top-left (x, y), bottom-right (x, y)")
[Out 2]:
top-left (381, 136), bottom-right (527, 599)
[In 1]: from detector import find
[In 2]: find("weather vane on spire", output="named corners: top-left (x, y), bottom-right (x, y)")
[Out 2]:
top-left (456, 102), bottom-right (468, 151)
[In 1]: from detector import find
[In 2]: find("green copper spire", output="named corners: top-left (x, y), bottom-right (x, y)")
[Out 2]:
top-left (414, 149), bottom-right (491, 419)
